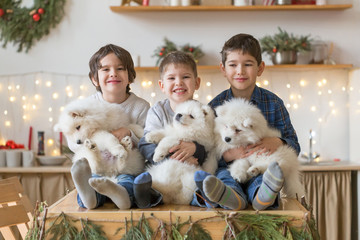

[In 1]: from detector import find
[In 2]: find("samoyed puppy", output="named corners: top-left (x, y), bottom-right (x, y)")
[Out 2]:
top-left (145, 100), bottom-right (218, 204)
top-left (214, 98), bottom-right (304, 198)
top-left (54, 98), bottom-right (144, 177)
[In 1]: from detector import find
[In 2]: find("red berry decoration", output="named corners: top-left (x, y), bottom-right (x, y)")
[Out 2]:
top-left (32, 13), bottom-right (40, 21)
top-left (0, 8), bottom-right (4, 17)
top-left (272, 46), bottom-right (277, 53)
top-left (37, 8), bottom-right (44, 14)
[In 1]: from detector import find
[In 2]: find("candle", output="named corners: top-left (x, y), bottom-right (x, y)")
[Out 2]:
top-left (59, 132), bottom-right (63, 155)
top-left (28, 126), bottom-right (33, 150)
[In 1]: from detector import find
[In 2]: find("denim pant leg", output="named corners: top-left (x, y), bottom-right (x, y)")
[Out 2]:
top-left (116, 174), bottom-right (136, 208)
top-left (77, 174), bottom-right (107, 209)
top-left (245, 174), bottom-right (280, 210)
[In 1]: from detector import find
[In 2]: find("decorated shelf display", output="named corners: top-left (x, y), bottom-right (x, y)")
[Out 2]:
top-left (153, 38), bottom-right (204, 65)
top-left (0, 0), bottom-right (66, 52)
top-left (260, 27), bottom-right (311, 65)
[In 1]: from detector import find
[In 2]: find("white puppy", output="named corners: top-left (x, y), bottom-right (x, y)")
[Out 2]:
top-left (145, 100), bottom-right (218, 204)
top-left (214, 98), bottom-right (304, 198)
top-left (54, 98), bottom-right (144, 177)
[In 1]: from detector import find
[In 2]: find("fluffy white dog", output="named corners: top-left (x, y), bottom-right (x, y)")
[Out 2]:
top-left (145, 100), bottom-right (218, 204)
top-left (214, 98), bottom-right (304, 198)
top-left (54, 98), bottom-right (144, 177)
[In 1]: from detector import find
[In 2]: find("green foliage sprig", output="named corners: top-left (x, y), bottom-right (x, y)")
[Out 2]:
top-left (260, 27), bottom-right (311, 54)
top-left (153, 37), bottom-right (204, 66)
top-left (0, 0), bottom-right (66, 52)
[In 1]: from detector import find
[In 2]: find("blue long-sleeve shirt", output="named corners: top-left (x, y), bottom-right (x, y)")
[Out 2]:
top-left (209, 86), bottom-right (300, 155)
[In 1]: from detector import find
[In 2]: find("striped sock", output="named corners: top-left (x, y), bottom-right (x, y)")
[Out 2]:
top-left (203, 175), bottom-right (247, 210)
top-left (252, 161), bottom-right (284, 210)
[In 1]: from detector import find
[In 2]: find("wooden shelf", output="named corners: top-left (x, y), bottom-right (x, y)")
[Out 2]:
top-left (110, 4), bottom-right (352, 12)
top-left (135, 64), bottom-right (353, 72)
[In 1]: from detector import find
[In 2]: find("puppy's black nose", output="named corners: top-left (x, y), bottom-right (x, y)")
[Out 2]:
top-left (76, 140), bottom-right (82, 144)
top-left (224, 137), bottom-right (231, 143)
top-left (175, 113), bottom-right (182, 122)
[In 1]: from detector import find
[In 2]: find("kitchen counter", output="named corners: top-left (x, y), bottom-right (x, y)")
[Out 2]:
top-left (299, 160), bottom-right (360, 171)
top-left (0, 165), bottom-right (71, 173)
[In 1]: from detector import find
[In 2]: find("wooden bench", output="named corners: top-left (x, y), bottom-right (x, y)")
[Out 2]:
top-left (0, 177), bottom-right (33, 240)
top-left (44, 189), bottom-right (315, 239)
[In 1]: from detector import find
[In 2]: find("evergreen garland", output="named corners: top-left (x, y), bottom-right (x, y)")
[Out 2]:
top-left (35, 197), bottom-right (320, 240)
top-left (0, 0), bottom-right (66, 52)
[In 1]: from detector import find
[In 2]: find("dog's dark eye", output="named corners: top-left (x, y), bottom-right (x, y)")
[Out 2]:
top-left (76, 125), bottom-right (81, 130)
top-left (189, 114), bottom-right (194, 119)
top-left (235, 129), bottom-right (241, 133)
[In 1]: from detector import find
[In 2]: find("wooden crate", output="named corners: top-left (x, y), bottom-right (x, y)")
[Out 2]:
top-left (44, 190), bottom-right (310, 239)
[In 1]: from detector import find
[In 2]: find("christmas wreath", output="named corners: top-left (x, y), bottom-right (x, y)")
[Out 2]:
top-left (0, 0), bottom-right (66, 52)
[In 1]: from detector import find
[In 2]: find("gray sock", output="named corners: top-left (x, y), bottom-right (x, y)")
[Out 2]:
top-left (252, 161), bottom-right (284, 210)
top-left (203, 175), bottom-right (247, 210)
top-left (89, 177), bottom-right (131, 210)
top-left (71, 158), bottom-right (96, 209)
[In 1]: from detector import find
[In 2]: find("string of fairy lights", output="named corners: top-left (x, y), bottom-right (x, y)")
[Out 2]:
top-left (0, 68), bottom-right (353, 160)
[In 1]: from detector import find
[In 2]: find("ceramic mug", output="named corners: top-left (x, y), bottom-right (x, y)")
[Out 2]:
top-left (6, 149), bottom-right (22, 167)
top-left (166, 0), bottom-right (181, 6)
top-left (22, 150), bottom-right (35, 167)
top-left (0, 150), bottom-right (6, 167)
top-left (234, 0), bottom-right (248, 6)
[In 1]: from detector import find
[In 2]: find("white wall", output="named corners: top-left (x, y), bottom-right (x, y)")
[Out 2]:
top-left (0, 0), bottom-right (359, 161)
top-left (0, 0), bottom-right (358, 74)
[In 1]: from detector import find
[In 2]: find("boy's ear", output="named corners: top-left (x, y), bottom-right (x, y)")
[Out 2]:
top-left (195, 77), bottom-right (201, 90)
top-left (220, 62), bottom-right (226, 77)
top-left (158, 79), bottom-right (165, 92)
top-left (91, 77), bottom-right (99, 87)
top-left (257, 61), bottom-right (265, 76)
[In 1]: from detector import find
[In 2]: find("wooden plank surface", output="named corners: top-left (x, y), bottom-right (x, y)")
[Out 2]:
top-left (45, 190), bottom-right (308, 239)
top-left (110, 4), bottom-right (352, 12)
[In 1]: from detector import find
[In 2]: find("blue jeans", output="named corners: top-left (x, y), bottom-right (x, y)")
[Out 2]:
top-left (77, 173), bottom-right (136, 209)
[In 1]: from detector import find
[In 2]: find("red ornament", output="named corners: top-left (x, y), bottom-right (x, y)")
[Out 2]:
top-left (0, 8), bottom-right (4, 17)
top-left (159, 52), bottom-right (163, 56)
top-left (37, 8), bottom-right (45, 14)
top-left (272, 47), bottom-right (277, 53)
top-left (32, 13), bottom-right (40, 21)
top-left (189, 48), bottom-right (194, 52)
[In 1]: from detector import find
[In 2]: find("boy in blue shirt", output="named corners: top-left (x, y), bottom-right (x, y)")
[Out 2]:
top-left (196, 33), bottom-right (300, 210)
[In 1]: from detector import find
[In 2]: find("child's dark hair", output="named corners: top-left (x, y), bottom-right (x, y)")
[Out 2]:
top-left (89, 44), bottom-right (136, 93)
top-left (221, 33), bottom-right (262, 66)
top-left (159, 51), bottom-right (198, 78)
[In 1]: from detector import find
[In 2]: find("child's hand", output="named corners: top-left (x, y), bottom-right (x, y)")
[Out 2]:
top-left (111, 127), bottom-right (131, 141)
top-left (246, 137), bottom-right (283, 156)
top-left (223, 146), bottom-right (248, 163)
top-left (169, 141), bottom-right (196, 162)
top-left (182, 156), bottom-right (199, 166)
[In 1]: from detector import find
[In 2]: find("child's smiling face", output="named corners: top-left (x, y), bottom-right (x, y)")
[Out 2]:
top-left (92, 52), bottom-right (129, 98)
top-left (221, 50), bottom-right (264, 99)
top-left (159, 63), bottom-right (200, 110)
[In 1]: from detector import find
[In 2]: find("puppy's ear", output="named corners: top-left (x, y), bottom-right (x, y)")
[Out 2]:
top-left (53, 123), bottom-right (61, 132)
top-left (215, 105), bottom-right (226, 117)
top-left (201, 105), bottom-right (211, 116)
top-left (243, 118), bottom-right (253, 129)
top-left (69, 111), bottom-right (83, 118)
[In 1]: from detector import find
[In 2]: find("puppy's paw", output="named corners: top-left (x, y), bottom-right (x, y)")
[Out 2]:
top-left (111, 145), bottom-right (128, 162)
top-left (247, 166), bottom-right (260, 177)
top-left (153, 149), bottom-right (167, 162)
top-left (120, 136), bottom-right (133, 151)
top-left (84, 139), bottom-right (96, 150)
top-left (145, 132), bottom-right (163, 144)
top-left (231, 169), bottom-right (249, 183)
